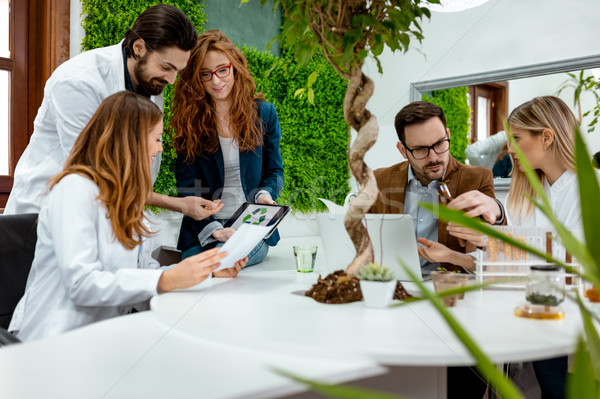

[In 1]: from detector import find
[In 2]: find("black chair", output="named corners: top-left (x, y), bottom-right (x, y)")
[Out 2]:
top-left (0, 213), bottom-right (38, 346)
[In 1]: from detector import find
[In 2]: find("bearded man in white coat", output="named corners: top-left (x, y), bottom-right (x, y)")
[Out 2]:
top-left (5, 4), bottom-right (220, 220)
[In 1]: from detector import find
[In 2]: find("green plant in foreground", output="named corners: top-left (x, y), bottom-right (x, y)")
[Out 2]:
top-left (356, 262), bottom-right (394, 282)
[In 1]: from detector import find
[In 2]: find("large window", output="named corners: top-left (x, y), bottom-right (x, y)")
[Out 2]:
top-left (0, 0), bottom-right (70, 208)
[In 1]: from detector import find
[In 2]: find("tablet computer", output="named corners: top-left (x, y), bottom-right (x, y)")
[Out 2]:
top-left (224, 202), bottom-right (291, 239)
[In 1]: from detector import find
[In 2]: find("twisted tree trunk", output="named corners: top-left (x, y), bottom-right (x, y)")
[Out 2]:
top-left (343, 66), bottom-right (379, 275)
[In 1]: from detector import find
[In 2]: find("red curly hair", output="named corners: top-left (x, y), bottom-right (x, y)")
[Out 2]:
top-left (171, 30), bottom-right (265, 162)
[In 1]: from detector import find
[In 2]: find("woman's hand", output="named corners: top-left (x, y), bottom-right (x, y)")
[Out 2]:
top-left (447, 223), bottom-right (485, 247)
top-left (257, 194), bottom-right (277, 205)
top-left (213, 257), bottom-right (248, 278)
top-left (157, 248), bottom-right (225, 293)
top-left (212, 227), bottom-right (235, 242)
top-left (180, 197), bottom-right (224, 221)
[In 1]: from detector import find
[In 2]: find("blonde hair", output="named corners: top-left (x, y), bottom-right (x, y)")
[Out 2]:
top-left (171, 30), bottom-right (265, 162)
top-left (50, 91), bottom-right (163, 250)
top-left (507, 96), bottom-right (577, 222)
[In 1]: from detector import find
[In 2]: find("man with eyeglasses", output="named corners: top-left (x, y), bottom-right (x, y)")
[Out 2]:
top-left (370, 101), bottom-right (504, 399)
top-left (370, 101), bottom-right (505, 274)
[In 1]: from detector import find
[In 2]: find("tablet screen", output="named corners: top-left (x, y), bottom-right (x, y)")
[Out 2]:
top-left (224, 203), bottom-right (290, 235)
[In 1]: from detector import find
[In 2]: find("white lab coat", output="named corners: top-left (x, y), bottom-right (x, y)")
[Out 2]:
top-left (465, 131), bottom-right (507, 169)
top-left (508, 170), bottom-right (582, 231)
top-left (4, 42), bottom-right (163, 215)
top-left (9, 174), bottom-right (167, 342)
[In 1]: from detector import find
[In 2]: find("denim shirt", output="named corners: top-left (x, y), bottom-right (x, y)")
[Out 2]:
top-left (404, 165), bottom-right (441, 273)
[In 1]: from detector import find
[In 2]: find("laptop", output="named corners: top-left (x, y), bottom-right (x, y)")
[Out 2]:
top-left (317, 211), bottom-right (423, 282)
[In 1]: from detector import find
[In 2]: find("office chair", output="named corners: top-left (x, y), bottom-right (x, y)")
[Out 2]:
top-left (0, 213), bottom-right (38, 346)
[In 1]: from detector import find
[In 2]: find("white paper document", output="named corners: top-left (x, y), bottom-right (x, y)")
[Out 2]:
top-left (215, 223), bottom-right (271, 271)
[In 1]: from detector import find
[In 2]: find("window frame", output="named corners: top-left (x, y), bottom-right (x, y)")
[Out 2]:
top-left (0, 0), bottom-right (70, 208)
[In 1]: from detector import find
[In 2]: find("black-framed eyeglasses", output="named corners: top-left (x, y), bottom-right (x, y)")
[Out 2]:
top-left (403, 137), bottom-right (451, 160)
top-left (200, 63), bottom-right (232, 82)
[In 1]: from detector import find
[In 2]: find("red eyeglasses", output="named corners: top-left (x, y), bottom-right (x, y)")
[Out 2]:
top-left (200, 63), bottom-right (232, 82)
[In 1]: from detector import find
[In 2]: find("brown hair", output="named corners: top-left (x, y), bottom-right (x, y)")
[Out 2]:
top-left (394, 101), bottom-right (447, 143)
top-left (123, 4), bottom-right (198, 59)
top-left (171, 30), bottom-right (265, 162)
top-left (507, 96), bottom-right (577, 222)
top-left (50, 91), bottom-right (163, 250)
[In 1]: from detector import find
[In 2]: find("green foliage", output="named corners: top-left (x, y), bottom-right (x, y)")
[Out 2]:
top-left (422, 87), bottom-right (470, 163)
top-left (555, 70), bottom-right (600, 133)
top-left (357, 262), bottom-right (394, 281)
top-left (244, 47), bottom-right (350, 212)
top-left (81, 0), bottom-right (206, 211)
top-left (258, 0), bottom-right (437, 77)
top-left (81, 0), bottom-right (206, 53)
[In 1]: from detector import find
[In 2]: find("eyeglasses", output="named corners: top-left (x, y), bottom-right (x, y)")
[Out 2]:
top-left (403, 137), bottom-right (451, 160)
top-left (200, 63), bottom-right (232, 82)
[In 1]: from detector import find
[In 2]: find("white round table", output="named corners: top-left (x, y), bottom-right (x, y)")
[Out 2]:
top-left (151, 238), bottom-right (582, 367)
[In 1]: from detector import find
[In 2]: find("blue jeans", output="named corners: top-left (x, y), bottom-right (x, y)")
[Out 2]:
top-left (181, 239), bottom-right (269, 267)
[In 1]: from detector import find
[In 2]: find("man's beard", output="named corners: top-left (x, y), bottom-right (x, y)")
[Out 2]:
top-left (421, 160), bottom-right (446, 181)
top-left (133, 54), bottom-right (168, 97)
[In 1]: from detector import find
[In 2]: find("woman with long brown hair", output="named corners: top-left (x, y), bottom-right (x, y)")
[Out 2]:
top-left (171, 30), bottom-right (284, 265)
top-left (9, 92), bottom-right (246, 342)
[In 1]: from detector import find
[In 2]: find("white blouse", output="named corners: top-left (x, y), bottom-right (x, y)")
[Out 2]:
top-left (216, 136), bottom-right (247, 219)
top-left (509, 170), bottom-right (582, 231)
top-left (9, 174), bottom-right (165, 342)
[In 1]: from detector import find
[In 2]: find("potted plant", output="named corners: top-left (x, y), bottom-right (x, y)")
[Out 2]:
top-left (357, 262), bottom-right (396, 308)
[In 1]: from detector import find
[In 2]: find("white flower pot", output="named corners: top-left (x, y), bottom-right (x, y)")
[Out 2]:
top-left (359, 280), bottom-right (397, 308)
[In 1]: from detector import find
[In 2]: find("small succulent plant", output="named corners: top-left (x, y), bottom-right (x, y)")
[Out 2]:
top-left (357, 262), bottom-right (394, 282)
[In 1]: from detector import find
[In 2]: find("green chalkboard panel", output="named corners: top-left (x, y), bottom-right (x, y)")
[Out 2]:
top-left (202, 0), bottom-right (281, 55)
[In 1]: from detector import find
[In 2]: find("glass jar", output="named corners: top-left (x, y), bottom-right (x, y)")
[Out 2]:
top-left (525, 265), bottom-right (565, 307)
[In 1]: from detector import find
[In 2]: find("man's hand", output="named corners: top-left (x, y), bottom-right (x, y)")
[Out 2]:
top-left (448, 190), bottom-right (501, 224)
top-left (447, 223), bottom-right (485, 247)
top-left (213, 257), bottom-right (248, 278)
top-left (212, 227), bottom-right (235, 243)
top-left (417, 237), bottom-right (475, 271)
top-left (179, 197), bottom-right (223, 221)
top-left (257, 193), bottom-right (277, 205)
top-left (417, 238), bottom-right (453, 263)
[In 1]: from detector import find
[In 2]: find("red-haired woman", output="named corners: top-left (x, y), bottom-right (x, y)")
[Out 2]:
top-left (171, 30), bottom-right (284, 265)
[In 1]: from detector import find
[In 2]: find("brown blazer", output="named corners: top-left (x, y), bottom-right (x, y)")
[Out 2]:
top-left (369, 156), bottom-right (498, 258)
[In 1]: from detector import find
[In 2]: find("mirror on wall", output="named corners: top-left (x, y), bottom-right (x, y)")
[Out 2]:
top-left (409, 54), bottom-right (600, 202)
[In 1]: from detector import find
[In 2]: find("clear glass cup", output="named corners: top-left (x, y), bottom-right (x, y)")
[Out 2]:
top-left (293, 245), bottom-right (317, 273)
top-left (525, 265), bottom-right (565, 307)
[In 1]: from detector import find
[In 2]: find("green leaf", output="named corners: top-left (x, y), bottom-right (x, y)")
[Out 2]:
top-left (307, 70), bottom-right (318, 86)
top-left (400, 262), bottom-right (524, 399)
top-left (273, 368), bottom-right (409, 399)
top-left (577, 291), bottom-right (600, 380)
top-left (307, 88), bottom-right (315, 105)
top-left (294, 88), bottom-right (306, 98)
top-left (574, 126), bottom-right (600, 277)
top-left (567, 337), bottom-right (600, 398)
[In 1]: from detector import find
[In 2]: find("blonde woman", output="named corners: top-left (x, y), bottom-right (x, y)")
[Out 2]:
top-left (506, 96), bottom-right (579, 229)
top-left (450, 96), bottom-right (578, 399)
top-left (9, 92), bottom-right (246, 342)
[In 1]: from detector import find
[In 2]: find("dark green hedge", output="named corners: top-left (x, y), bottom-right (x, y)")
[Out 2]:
top-left (244, 47), bottom-right (350, 212)
top-left (422, 87), bottom-right (470, 163)
top-left (82, 1), bottom-right (350, 212)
